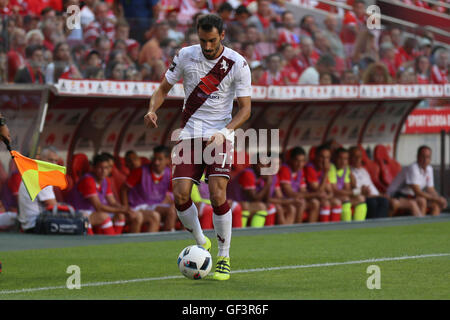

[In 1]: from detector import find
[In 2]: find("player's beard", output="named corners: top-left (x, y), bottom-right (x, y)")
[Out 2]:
top-left (202, 44), bottom-right (223, 60)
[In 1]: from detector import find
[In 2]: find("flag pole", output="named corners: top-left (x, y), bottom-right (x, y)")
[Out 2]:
top-left (0, 136), bottom-right (14, 158)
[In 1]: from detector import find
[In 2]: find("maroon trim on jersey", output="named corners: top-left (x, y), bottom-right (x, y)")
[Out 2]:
top-left (181, 55), bottom-right (235, 128)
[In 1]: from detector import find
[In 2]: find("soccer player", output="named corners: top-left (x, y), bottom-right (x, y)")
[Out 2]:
top-left (329, 147), bottom-right (367, 221)
top-left (68, 153), bottom-right (142, 235)
top-left (144, 14), bottom-right (252, 281)
top-left (278, 147), bottom-right (320, 223)
top-left (121, 145), bottom-right (177, 232)
top-left (304, 144), bottom-right (341, 222)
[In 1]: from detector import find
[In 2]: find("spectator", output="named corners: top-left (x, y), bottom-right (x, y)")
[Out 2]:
top-left (270, 0), bottom-right (287, 16)
top-left (298, 53), bottom-right (336, 85)
top-left (341, 69), bottom-right (360, 84)
top-left (94, 35), bottom-right (111, 66)
top-left (389, 26), bottom-right (403, 54)
top-left (276, 10), bottom-right (299, 50)
top-left (217, 2), bottom-right (233, 26)
top-left (139, 21), bottom-right (169, 67)
top-left (247, 0), bottom-right (278, 39)
top-left (418, 37), bottom-right (433, 58)
top-left (166, 8), bottom-right (185, 44)
top-left (322, 14), bottom-right (345, 59)
top-left (299, 14), bottom-right (318, 38)
top-left (18, 146), bottom-right (59, 233)
top-left (295, 36), bottom-right (320, 76)
top-left (241, 41), bottom-right (261, 64)
top-left (14, 44), bottom-right (45, 83)
top-left (120, 145), bottom-right (176, 232)
top-left (313, 30), bottom-right (332, 56)
top-left (329, 147), bottom-right (367, 221)
top-left (84, 66), bottom-right (104, 79)
top-left (352, 29), bottom-right (378, 67)
top-left (396, 67), bottom-right (416, 84)
top-left (387, 146), bottom-right (448, 216)
top-left (395, 37), bottom-right (417, 70)
top-left (0, 164), bottom-right (21, 213)
top-left (380, 42), bottom-right (397, 78)
top-left (340, 0), bottom-right (367, 58)
top-left (67, 153), bottom-right (141, 235)
top-left (279, 43), bottom-right (301, 84)
top-left (84, 1), bottom-right (116, 45)
top-left (106, 60), bottom-right (126, 80)
top-left (415, 55), bottom-right (431, 84)
top-left (362, 62), bottom-right (391, 84)
top-left (257, 53), bottom-right (285, 85)
top-left (45, 42), bottom-right (82, 84)
top-left (80, 0), bottom-right (97, 29)
top-left (227, 4), bottom-right (251, 43)
top-left (278, 147), bottom-right (320, 223)
top-left (7, 27), bottom-right (26, 82)
top-left (430, 48), bottom-right (449, 84)
top-left (120, 0), bottom-right (160, 44)
top-left (250, 60), bottom-right (264, 84)
top-left (83, 49), bottom-right (102, 69)
top-left (348, 146), bottom-right (390, 219)
top-left (319, 72), bottom-right (333, 85)
top-left (25, 29), bottom-right (44, 47)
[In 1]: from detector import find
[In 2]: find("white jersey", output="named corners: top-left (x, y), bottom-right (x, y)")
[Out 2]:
top-left (387, 162), bottom-right (434, 197)
top-left (165, 44), bottom-right (252, 141)
top-left (18, 182), bottom-right (55, 230)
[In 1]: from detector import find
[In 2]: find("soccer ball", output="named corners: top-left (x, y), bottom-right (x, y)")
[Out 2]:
top-left (177, 245), bottom-right (212, 280)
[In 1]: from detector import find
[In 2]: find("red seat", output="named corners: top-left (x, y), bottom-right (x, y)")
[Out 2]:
top-left (70, 153), bottom-right (90, 184)
top-left (374, 145), bottom-right (402, 188)
top-left (117, 157), bottom-right (130, 177)
top-left (357, 144), bottom-right (386, 193)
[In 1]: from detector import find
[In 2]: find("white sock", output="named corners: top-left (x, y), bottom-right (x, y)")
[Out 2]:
top-left (213, 210), bottom-right (232, 258)
top-left (177, 203), bottom-right (206, 245)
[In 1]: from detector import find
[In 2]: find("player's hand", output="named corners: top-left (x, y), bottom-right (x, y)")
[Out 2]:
top-left (361, 185), bottom-right (371, 197)
top-left (206, 131), bottom-right (225, 147)
top-left (144, 111), bottom-right (158, 128)
top-left (0, 124), bottom-right (11, 144)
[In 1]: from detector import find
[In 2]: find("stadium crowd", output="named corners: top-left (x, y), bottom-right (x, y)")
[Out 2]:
top-left (0, 0), bottom-right (448, 85)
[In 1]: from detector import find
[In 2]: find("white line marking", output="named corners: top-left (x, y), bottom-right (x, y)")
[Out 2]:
top-left (1, 253), bottom-right (448, 295)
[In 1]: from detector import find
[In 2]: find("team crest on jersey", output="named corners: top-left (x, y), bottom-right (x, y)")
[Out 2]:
top-left (220, 60), bottom-right (228, 72)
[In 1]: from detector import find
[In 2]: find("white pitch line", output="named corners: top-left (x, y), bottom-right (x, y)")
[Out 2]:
top-left (1, 253), bottom-right (448, 295)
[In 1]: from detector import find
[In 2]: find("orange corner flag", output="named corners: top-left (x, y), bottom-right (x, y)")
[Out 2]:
top-left (11, 150), bottom-right (68, 201)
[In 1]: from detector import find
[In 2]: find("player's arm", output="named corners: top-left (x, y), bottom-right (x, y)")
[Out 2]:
top-left (119, 183), bottom-right (129, 208)
top-left (408, 184), bottom-right (439, 201)
top-left (226, 96), bottom-right (251, 131)
top-left (0, 113), bottom-right (11, 144)
top-left (144, 78), bottom-right (174, 128)
top-left (87, 194), bottom-right (126, 214)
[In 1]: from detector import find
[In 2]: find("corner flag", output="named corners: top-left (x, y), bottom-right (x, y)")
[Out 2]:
top-left (11, 150), bottom-right (68, 201)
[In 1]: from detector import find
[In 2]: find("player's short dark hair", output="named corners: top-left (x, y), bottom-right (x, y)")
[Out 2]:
top-left (153, 145), bottom-right (171, 158)
top-left (125, 150), bottom-right (136, 158)
top-left (335, 147), bottom-right (349, 156)
top-left (197, 14), bottom-right (224, 35)
top-left (289, 147), bottom-right (306, 159)
top-left (316, 144), bottom-right (331, 156)
top-left (93, 153), bottom-right (111, 167)
top-left (417, 145), bottom-right (431, 156)
top-left (100, 152), bottom-right (114, 161)
top-left (235, 4), bottom-right (250, 16)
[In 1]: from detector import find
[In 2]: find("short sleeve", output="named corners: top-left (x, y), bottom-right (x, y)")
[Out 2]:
top-left (165, 48), bottom-right (185, 85)
top-left (234, 59), bottom-right (252, 97)
top-left (78, 176), bottom-right (98, 198)
top-left (405, 165), bottom-right (420, 186)
top-left (426, 166), bottom-right (434, 188)
top-left (278, 166), bottom-right (291, 184)
top-left (126, 167), bottom-right (143, 188)
top-left (304, 166), bottom-right (318, 184)
top-left (239, 171), bottom-right (256, 189)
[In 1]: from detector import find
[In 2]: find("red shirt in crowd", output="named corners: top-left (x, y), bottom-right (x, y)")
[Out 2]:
top-left (430, 64), bottom-right (448, 84)
top-left (78, 175), bottom-right (113, 199)
top-left (340, 11), bottom-right (366, 45)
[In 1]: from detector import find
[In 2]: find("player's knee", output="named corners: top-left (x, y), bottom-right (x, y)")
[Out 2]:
top-left (331, 198), bottom-right (341, 206)
top-left (416, 197), bottom-right (426, 207)
top-left (173, 189), bottom-right (191, 206)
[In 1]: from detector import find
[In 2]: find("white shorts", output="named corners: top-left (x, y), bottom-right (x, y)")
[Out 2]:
top-left (0, 211), bottom-right (17, 229)
top-left (132, 203), bottom-right (171, 212)
top-left (79, 210), bottom-right (114, 219)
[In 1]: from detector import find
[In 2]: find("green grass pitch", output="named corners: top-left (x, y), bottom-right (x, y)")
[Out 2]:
top-left (0, 220), bottom-right (449, 300)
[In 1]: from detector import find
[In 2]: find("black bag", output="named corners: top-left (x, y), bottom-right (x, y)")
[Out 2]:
top-left (34, 204), bottom-right (89, 235)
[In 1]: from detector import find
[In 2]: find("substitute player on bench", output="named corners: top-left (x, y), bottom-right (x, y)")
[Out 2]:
top-left (144, 14), bottom-right (252, 281)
